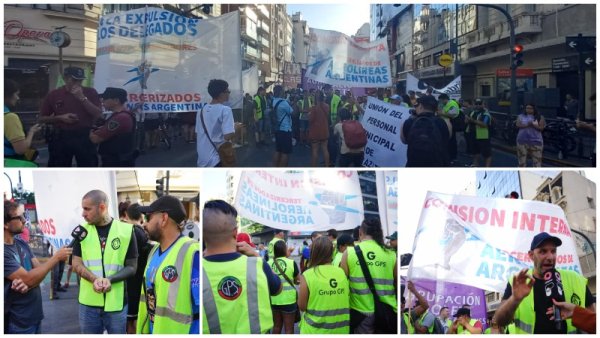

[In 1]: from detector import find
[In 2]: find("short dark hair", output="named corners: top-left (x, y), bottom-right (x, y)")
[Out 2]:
top-left (274, 240), bottom-right (287, 258)
top-left (336, 234), bottom-right (354, 250)
top-left (207, 79), bottom-right (229, 99)
top-left (327, 229), bottom-right (338, 239)
top-left (5, 79), bottom-right (19, 99)
top-left (203, 199), bottom-right (238, 218)
top-left (438, 93), bottom-right (449, 100)
top-left (310, 231), bottom-right (320, 240)
top-left (4, 200), bottom-right (20, 224)
top-left (273, 85), bottom-right (284, 98)
top-left (338, 108), bottom-right (352, 121)
top-left (322, 84), bottom-right (332, 91)
top-left (126, 203), bottom-right (143, 221)
top-left (118, 201), bottom-right (131, 219)
top-left (441, 306), bottom-right (449, 312)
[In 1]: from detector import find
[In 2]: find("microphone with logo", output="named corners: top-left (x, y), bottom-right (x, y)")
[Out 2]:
top-left (67, 225), bottom-right (88, 264)
top-left (543, 268), bottom-right (565, 331)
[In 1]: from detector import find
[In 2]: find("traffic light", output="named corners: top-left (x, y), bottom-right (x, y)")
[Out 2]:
top-left (512, 44), bottom-right (524, 69)
top-left (156, 178), bottom-right (165, 197)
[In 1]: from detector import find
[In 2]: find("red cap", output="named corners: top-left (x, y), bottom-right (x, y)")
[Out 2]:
top-left (236, 233), bottom-right (255, 248)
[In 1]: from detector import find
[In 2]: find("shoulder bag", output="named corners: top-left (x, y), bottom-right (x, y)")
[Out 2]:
top-left (200, 106), bottom-right (236, 167)
top-left (273, 258), bottom-right (301, 323)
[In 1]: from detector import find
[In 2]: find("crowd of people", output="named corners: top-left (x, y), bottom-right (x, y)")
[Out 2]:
top-left (4, 193), bottom-right (199, 334)
top-left (202, 199), bottom-right (398, 334)
top-left (402, 232), bottom-right (596, 334)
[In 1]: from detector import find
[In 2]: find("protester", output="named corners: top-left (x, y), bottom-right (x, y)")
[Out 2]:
top-left (4, 200), bottom-right (72, 334)
top-left (437, 93), bottom-right (460, 164)
top-left (71, 190), bottom-right (138, 334)
top-left (448, 307), bottom-right (483, 334)
top-left (327, 228), bottom-right (338, 258)
top-left (202, 200), bottom-right (281, 334)
top-left (465, 99), bottom-right (492, 167)
top-left (401, 95), bottom-right (450, 167)
top-left (439, 306), bottom-right (452, 333)
top-left (180, 111), bottom-right (197, 144)
top-left (484, 316), bottom-right (503, 334)
top-left (341, 218), bottom-right (397, 333)
top-left (493, 232), bottom-right (595, 334)
top-left (408, 90), bottom-right (418, 106)
top-left (401, 281), bottom-right (429, 334)
top-left (270, 241), bottom-right (299, 334)
top-left (89, 87), bottom-right (137, 167)
top-left (272, 85), bottom-right (294, 167)
top-left (39, 66), bottom-right (102, 167)
top-left (4, 79), bottom-right (42, 165)
top-left (564, 94), bottom-right (578, 120)
top-left (324, 84), bottom-right (341, 165)
top-left (334, 108), bottom-right (365, 167)
top-left (298, 236), bottom-right (350, 334)
top-left (332, 234), bottom-right (354, 267)
top-left (253, 87), bottom-right (267, 146)
top-left (302, 231), bottom-right (322, 270)
top-left (136, 195), bottom-right (199, 333)
top-left (308, 90), bottom-right (330, 167)
top-left (386, 231), bottom-right (397, 251)
top-left (267, 229), bottom-right (285, 262)
top-left (414, 301), bottom-right (437, 333)
top-left (123, 203), bottom-right (154, 334)
top-left (196, 79), bottom-right (235, 167)
top-left (143, 112), bottom-right (161, 149)
top-left (516, 103), bottom-right (545, 167)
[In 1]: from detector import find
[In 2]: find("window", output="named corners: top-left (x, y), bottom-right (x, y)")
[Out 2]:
top-left (481, 84), bottom-right (491, 97)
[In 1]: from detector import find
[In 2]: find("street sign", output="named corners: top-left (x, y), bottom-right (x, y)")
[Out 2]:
top-left (582, 52), bottom-right (595, 69)
top-left (552, 57), bottom-right (577, 72)
top-left (438, 54), bottom-right (453, 68)
top-left (566, 35), bottom-right (596, 53)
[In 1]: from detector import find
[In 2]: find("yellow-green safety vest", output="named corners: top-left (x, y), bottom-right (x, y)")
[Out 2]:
top-left (300, 265), bottom-right (350, 334)
top-left (420, 309), bottom-right (435, 333)
top-left (332, 251), bottom-right (343, 267)
top-left (457, 318), bottom-right (478, 334)
top-left (254, 95), bottom-right (264, 120)
top-left (509, 268), bottom-right (587, 334)
top-left (443, 99), bottom-right (460, 119)
top-left (137, 237), bottom-right (199, 334)
top-left (267, 237), bottom-right (284, 261)
top-left (202, 255), bottom-right (273, 334)
top-left (484, 327), bottom-right (491, 334)
top-left (403, 312), bottom-right (415, 334)
top-left (346, 240), bottom-right (397, 314)
top-left (270, 257), bottom-right (296, 306)
top-left (329, 94), bottom-right (341, 124)
top-left (474, 110), bottom-right (491, 140)
top-left (79, 220), bottom-right (132, 311)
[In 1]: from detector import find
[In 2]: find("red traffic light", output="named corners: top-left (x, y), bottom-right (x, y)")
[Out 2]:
top-left (513, 44), bottom-right (524, 53)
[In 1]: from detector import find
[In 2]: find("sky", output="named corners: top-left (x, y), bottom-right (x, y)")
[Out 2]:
top-left (286, 4), bottom-right (371, 37)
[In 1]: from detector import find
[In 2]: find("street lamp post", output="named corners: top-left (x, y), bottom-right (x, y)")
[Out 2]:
top-left (477, 5), bottom-right (517, 117)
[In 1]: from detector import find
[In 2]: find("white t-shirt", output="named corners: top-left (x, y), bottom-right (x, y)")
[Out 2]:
top-left (195, 103), bottom-right (235, 167)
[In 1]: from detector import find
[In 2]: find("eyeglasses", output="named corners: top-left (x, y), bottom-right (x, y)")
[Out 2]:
top-left (8, 215), bottom-right (25, 223)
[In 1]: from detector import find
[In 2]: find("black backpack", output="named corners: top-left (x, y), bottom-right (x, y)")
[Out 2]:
top-left (406, 115), bottom-right (449, 167)
top-left (451, 109), bottom-right (467, 132)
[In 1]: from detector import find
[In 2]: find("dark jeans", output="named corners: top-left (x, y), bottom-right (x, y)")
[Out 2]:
top-left (54, 260), bottom-right (65, 290)
top-left (48, 129), bottom-right (98, 167)
top-left (339, 152), bottom-right (364, 167)
top-left (448, 130), bottom-right (457, 161)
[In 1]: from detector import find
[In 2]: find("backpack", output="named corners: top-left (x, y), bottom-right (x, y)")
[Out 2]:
top-left (342, 120), bottom-right (367, 149)
top-left (451, 109), bottom-right (467, 132)
top-left (431, 317), bottom-right (446, 334)
top-left (406, 115), bottom-right (449, 167)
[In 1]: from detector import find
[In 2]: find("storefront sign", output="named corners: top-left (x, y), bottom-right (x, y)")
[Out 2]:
top-left (4, 20), bottom-right (52, 47)
top-left (496, 68), bottom-right (534, 77)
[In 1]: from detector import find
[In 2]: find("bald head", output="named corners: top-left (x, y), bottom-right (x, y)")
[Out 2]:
top-left (203, 200), bottom-right (237, 246)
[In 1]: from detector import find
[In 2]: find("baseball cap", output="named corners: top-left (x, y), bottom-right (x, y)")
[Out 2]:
top-left (390, 94), bottom-right (402, 101)
top-left (99, 87), bottom-right (128, 102)
top-left (138, 195), bottom-right (187, 224)
top-left (530, 232), bottom-right (562, 251)
top-left (474, 99), bottom-right (484, 105)
top-left (386, 231), bottom-right (398, 240)
top-left (416, 95), bottom-right (438, 108)
top-left (236, 232), bottom-right (256, 248)
top-left (454, 308), bottom-right (471, 318)
top-left (64, 66), bottom-right (86, 80)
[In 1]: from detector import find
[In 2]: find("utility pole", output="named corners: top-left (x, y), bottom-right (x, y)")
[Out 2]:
top-left (477, 5), bottom-right (517, 116)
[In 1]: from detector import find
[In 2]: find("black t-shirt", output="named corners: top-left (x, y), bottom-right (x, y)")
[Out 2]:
top-left (502, 277), bottom-right (595, 334)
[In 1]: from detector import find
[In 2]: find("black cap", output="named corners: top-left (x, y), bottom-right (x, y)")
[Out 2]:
top-left (99, 87), bottom-right (128, 102)
top-left (416, 95), bottom-right (438, 108)
top-left (454, 308), bottom-right (470, 318)
top-left (138, 195), bottom-right (187, 224)
top-left (474, 98), bottom-right (484, 105)
top-left (530, 232), bottom-right (562, 251)
top-left (64, 66), bottom-right (86, 80)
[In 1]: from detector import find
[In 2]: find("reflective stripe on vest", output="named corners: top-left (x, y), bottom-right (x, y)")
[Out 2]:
top-left (300, 265), bottom-right (350, 334)
top-left (254, 96), bottom-right (263, 119)
top-left (202, 255), bottom-right (273, 334)
top-left (79, 221), bottom-right (132, 311)
top-left (510, 268), bottom-right (587, 334)
top-left (137, 238), bottom-right (198, 334)
top-left (346, 240), bottom-right (397, 314)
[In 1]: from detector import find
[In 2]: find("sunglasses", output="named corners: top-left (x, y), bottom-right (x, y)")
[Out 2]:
top-left (8, 215), bottom-right (26, 223)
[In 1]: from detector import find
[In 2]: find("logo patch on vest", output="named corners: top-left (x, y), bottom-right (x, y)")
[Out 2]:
top-left (218, 276), bottom-right (243, 300)
top-left (111, 238), bottom-right (121, 250)
top-left (571, 293), bottom-right (581, 306)
top-left (271, 259), bottom-right (287, 273)
top-left (162, 265), bottom-right (178, 282)
top-left (107, 119), bottom-right (120, 131)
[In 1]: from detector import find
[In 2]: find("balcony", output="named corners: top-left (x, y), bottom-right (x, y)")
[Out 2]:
top-left (258, 36), bottom-right (270, 48)
top-left (466, 14), bottom-right (541, 50)
top-left (261, 51), bottom-right (269, 62)
top-left (257, 20), bottom-right (270, 34)
top-left (243, 45), bottom-right (260, 61)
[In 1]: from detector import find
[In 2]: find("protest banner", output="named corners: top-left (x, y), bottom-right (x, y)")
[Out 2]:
top-left (234, 170), bottom-right (364, 231)
top-left (242, 64), bottom-right (259, 98)
top-left (283, 62), bottom-right (302, 90)
top-left (302, 69), bottom-right (366, 97)
top-left (408, 191), bottom-right (582, 292)
top-left (305, 28), bottom-right (391, 88)
top-left (376, 171), bottom-right (398, 237)
top-left (95, 7), bottom-right (243, 112)
top-left (32, 172), bottom-right (118, 249)
top-left (361, 96), bottom-right (410, 167)
top-left (407, 74), bottom-right (461, 100)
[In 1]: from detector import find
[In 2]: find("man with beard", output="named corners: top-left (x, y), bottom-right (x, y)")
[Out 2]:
top-left (4, 200), bottom-right (72, 333)
top-left (494, 232), bottom-right (594, 334)
top-left (137, 195), bottom-right (199, 334)
top-left (71, 190), bottom-right (138, 334)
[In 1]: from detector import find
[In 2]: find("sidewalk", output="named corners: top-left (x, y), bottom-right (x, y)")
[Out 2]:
top-left (39, 270), bottom-right (80, 334)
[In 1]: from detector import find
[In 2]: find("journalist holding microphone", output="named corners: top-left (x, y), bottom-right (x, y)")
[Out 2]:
top-left (493, 232), bottom-right (595, 334)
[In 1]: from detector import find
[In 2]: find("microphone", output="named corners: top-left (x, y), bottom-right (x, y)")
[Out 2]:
top-left (67, 225), bottom-right (88, 248)
top-left (543, 268), bottom-right (565, 331)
